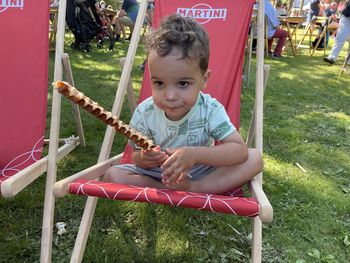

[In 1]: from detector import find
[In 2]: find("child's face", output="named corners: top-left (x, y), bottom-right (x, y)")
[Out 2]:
top-left (148, 50), bottom-right (210, 121)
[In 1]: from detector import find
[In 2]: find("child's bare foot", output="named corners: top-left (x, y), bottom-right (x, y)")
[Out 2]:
top-left (164, 176), bottom-right (191, 192)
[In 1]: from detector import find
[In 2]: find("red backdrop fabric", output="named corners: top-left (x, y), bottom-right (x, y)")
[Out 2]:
top-left (0, 1), bottom-right (49, 182)
top-left (122, 0), bottom-right (255, 164)
top-left (140, 0), bottom-right (255, 127)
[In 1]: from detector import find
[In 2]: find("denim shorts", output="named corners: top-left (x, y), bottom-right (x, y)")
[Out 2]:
top-left (114, 164), bottom-right (217, 182)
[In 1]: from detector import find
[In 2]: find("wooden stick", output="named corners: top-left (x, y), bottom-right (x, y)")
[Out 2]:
top-left (53, 81), bottom-right (155, 150)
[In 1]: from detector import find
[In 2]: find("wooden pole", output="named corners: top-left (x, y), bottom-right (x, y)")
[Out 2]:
top-left (69, 1), bottom-right (148, 262)
top-left (251, 0), bottom-right (264, 261)
top-left (40, 0), bottom-right (67, 262)
top-left (246, 65), bottom-right (270, 147)
top-left (299, 0), bottom-right (304, 16)
top-left (1, 143), bottom-right (76, 198)
top-left (256, 0), bottom-right (264, 182)
top-left (62, 53), bottom-right (86, 147)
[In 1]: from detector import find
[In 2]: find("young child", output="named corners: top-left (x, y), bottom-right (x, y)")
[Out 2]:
top-left (104, 14), bottom-right (263, 194)
top-left (275, 0), bottom-right (287, 16)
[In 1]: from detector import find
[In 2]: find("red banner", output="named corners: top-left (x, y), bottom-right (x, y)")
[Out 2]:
top-left (0, 1), bottom-right (49, 181)
top-left (123, 0), bottom-right (254, 164)
top-left (140, 0), bottom-right (255, 128)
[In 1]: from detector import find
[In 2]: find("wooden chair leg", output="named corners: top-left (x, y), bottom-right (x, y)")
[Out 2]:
top-left (251, 217), bottom-right (263, 263)
top-left (246, 65), bottom-right (270, 147)
top-left (265, 16), bottom-right (269, 57)
top-left (69, 3), bottom-right (150, 262)
top-left (70, 197), bottom-right (99, 263)
top-left (243, 22), bottom-right (254, 89)
top-left (246, 31), bottom-right (254, 88)
top-left (311, 27), bottom-right (327, 56)
top-left (297, 23), bottom-right (310, 49)
top-left (62, 53), bottom-right (86, 147)
top-left (338, 53), bottom-right (350, 77)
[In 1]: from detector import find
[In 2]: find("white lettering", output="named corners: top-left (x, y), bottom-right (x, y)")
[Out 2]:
top-left (177, 8), bottom-right (227, 19)
top-left (177, 4), bottom-right (227, 24)
top-left (0, 0), bottom-right (24, 8)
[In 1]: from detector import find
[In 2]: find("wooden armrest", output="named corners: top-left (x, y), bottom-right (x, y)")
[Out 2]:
top-left (249, 177), bottom-right (273, 222)
top-left (53, 154), bottom-right (123, 198)
top-left (2, 140), bottom-right (78, 198)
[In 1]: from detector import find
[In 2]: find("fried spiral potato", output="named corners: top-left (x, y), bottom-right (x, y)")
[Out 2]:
top-left (54, 81), bottom-right (155, 150)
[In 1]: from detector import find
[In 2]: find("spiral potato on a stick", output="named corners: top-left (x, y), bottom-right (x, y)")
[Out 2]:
top-left (54, 81), bottom-right (155, 150)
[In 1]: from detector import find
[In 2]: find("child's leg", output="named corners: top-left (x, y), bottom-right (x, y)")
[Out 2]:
top-left (104, 167), bottom-right (165, 188)
top-left (168, 149), bottom-right (263, 194)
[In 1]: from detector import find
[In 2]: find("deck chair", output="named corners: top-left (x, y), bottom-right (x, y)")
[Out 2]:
top-left (1, 3), bottom-right (84, 262)
top-left (0, 1), bottom-right (83, 198)
top-left (39, 1), bottom-right (89, 262)
top-left (1, 2), bottom-right (84, 261)
top-left (52, 0), bottom-right (272, 262)
top-left (279, 16), bottom-right (307, 56)
top-left (338, 52), bottom-right (350, 77)
top-left (297, 16), bottom-right (331, 56)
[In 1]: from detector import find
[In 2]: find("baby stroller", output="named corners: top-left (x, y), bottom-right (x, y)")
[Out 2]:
top-left (66, 0), bottom-right (114, 52)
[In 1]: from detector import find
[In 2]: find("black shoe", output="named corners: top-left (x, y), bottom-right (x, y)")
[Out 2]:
top-left (323, 57), bottom-right (335, 65)
top-left (272, 53), bottom-right (283, 59)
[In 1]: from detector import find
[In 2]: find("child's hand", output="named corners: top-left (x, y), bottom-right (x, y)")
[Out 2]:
top-left (140, 145), bottom-right (168, 169)
top-left (161, 147), bottom-right (195, 186)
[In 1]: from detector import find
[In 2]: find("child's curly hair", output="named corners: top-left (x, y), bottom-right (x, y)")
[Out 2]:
top-left (144, 14), bottom-right (210, 74)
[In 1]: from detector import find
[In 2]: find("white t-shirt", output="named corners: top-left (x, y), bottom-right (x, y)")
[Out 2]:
top-left (129, 92), bottom-right (236, 151)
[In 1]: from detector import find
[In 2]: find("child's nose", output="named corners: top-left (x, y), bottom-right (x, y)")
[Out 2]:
top-left (164, 87), bottom-right (177, 100)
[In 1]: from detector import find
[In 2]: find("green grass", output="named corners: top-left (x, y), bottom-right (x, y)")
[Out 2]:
top-left (0, 33), bottom-right (349, 263)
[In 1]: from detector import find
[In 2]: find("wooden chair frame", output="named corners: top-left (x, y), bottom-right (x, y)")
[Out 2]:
top-left (338, 52), bottom-right (350, 77)
top-left (40, 0), bottom-right (86, 261)
top-left (280, 16), bottom-right (306, 56)
top-left (297, 16), bottom-right (331, 56)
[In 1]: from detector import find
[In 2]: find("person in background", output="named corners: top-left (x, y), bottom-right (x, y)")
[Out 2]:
top-left (264, 0), bottom-right (288, 58)
top-left (275, 0), bottom-right (287, 16)
top-left (50, 0), bottom-right (59, 7)
top-left (85, 0), bottom-right (102, 25)
top-left (323, 0), bottom-right (350, 64)
top-left (338, 0), bottom-right (348, 12)
top-left (320, 0), bottom-right (331, 15)
top-left (146, 0), bottom-right (154, 26)
top-left (282, 2), bottom-right (288, 12)
top-left (113, 0), bottom-right (140, 40)
top-left (324, 1), bottom-right (339, 37)
top-left (307, 0), bottom-right (321, 23)
top-left (98, 0), bottom-right (106, 10)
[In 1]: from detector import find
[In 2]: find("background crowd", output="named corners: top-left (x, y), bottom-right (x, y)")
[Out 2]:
top-left (49, 0), bottom-right (350, 65)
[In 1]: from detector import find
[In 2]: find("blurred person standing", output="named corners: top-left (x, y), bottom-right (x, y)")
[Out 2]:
top-left (307, 0), bottom-right (321, 23)
top-left (323, 0), bottom-right (350, 64)
top-left (113, 0), bottom-right (140, 40)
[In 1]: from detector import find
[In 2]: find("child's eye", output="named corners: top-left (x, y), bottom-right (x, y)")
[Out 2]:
top-left (153, 80), bottom-right (164, 88)
top-left (178, 81), bottom-right (189, 88)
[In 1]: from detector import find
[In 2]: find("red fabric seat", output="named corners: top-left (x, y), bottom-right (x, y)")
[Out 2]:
top-left (69, 179), bottom-right (259, 217)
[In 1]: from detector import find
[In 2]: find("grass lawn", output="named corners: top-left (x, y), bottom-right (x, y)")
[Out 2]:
top-left (0, 33), bottom-right (349, 262)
